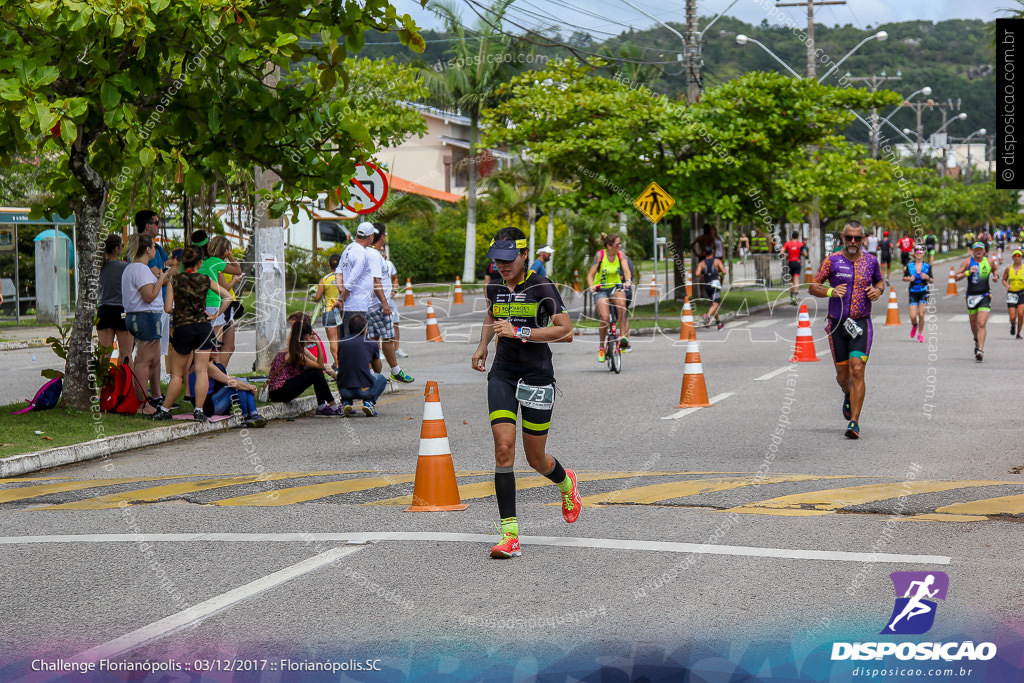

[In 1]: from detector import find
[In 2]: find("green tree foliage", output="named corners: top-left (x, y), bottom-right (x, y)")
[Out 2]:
top-left (0, 0), bottom-right (424, 408)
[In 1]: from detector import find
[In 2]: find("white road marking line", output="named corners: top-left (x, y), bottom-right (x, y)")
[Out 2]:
top-left (754, 365), bottom-right (797, 381)
top-left (660, 392), bottom-right (734, 420)
top-left (0, 532), bottom-right (950, 565)
top-left (71, 544), bottom-right (364, 662)
top-left (726, 320), bottom-right (750, 329)
top-left (748, 319), bottom-right (781, 328)
top-left (948, 314), bottom-right (1009, 324)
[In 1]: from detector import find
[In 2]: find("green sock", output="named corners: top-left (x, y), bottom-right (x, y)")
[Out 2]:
top-left (557, 475), bottom-right (573, 494)
top-left (501, 517), bottom-right (518, 536)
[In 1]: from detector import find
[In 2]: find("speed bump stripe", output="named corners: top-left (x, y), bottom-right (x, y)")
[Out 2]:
top-left (31, 471), bottom-right (374, 510)
top-left (214, 475), bottom-right (419, 507)
top-left (934, 493), bottom-right (1024, 517)
top-left (366, 471), bottom-right (678, 506)
top-left (0, 475), bottom-right (197, 504)
top-left (576, 474), bottom-right (860, 506)
top-left (728, 480), bottom-right (1017, 514)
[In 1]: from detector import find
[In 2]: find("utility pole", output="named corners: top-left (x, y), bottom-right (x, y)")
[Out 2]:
top-left (685, 0), bottom-right (700, 103)
top-left (847, 72), bottom-right (902, 158)
top-left (775, 0), bottom-right (846, 263)
top-left (900, 98), bottom-right (959, 166)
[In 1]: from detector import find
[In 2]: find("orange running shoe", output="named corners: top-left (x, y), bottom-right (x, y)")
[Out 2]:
top-left (489, 532), bottom-right (521, 558)
top-left (561, 469), bottom-right (582, 523)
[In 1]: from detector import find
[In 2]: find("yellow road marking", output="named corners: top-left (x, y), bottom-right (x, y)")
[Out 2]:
top-left (0, 477), bottom-right (71, 482)
top-left (0, 475), bottom-right (196, 504)
top-left (32, 471), bottom-right (373, 510)
top-left (214, 475), bottom-right (419, 507)
top-left (934, 494), bottom-right (1024, 517)
top-left (575, 474), bottom-right (860, 507)
top-left (366, 472), bottom-right (678, 507)
top-left (906, 513), bottom-right (989, 522)
top-left (728, 480), bottom-right (1017, 514)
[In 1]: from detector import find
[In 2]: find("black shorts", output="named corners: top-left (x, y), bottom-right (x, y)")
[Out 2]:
top-left (881, 253), bottom-right (892, 265)
top-left (825, 316), bottom-right (872, 363)
top-left (966, 293), bottom-right (992, 313)
top-left (908, 290), bottom-right (929, 306)
top-left (170, 322), bottom-right (218, 355)
top-left (787, 261), bottom-right (802, 277)
top-left (1008, 291), bottom-right (1024, 308)
top-left (487, 375), bottom-right (552, 437)
top-left (901, 253), bottom-right (911, 266)
top-left (96, 305), bottom-right (127, 331)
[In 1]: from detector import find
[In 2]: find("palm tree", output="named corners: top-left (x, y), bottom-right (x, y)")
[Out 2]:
top-left (420, 0), bottom-right (528, 282)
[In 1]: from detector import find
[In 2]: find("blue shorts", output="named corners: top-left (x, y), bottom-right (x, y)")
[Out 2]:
top-left (125, 311), bottom-right (162, 342)
top-left (908, 290), bottom-right (929, 306)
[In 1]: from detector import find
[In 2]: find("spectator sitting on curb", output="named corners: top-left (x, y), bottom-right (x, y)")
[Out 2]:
top-left (187, 346), bottom-right (268, 427)
top-left (336, 313), bottom-right (388, 417)
top-left (267, 319), bottom-right (342, 416)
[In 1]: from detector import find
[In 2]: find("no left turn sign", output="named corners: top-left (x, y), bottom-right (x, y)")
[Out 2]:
top-left (341, 162), bottom-right (389, 215)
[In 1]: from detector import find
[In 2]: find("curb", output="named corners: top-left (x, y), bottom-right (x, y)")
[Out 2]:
top-left (0, 338), bottom-right (50, 352)
top-left (0, 396), bottom-right (318, 478)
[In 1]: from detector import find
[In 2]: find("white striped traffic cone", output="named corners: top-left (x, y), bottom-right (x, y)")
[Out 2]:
top-left (945, 268), bottom-right (958, 296)
top-left (405, 381), bottom-right (468, 512)
top-left (685, 270), bottom-right (693, 299)
top-left (790, 304), bottom-right (819, 362)
top-left (425, 300), bottom-right (443, 342)
top-left (676, 340), bottom-right (712, 408)
top-left (885, 289), bottom-right (901, 326)
top-left (803, 262), bottom-right (813, 284)
top-left (649, 272), bottom-right (658, 297)
top-left (679, 297), bottom-right (697, 341)
top-left (404, 278), bottom-right (415, 307)
top-left (453, 277), bottom-right (465, 305)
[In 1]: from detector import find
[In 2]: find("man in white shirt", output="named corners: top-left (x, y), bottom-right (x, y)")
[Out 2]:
top-left (867, 231), bottom-right (879, 260)
top-left (366, 223), bottom-right (413, 383)
top-left (336, 222), bottom-right (377, 340)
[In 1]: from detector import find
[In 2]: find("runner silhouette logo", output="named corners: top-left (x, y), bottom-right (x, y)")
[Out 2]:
top-left (881, 571), bottom-right (949, 635)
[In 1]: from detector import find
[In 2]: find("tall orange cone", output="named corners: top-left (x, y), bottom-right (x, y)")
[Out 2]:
top-left (649, 272), bottom-right (658, 297)
top-left (884, 289), bottom-right (901, 326)
top-left (453, 277), bottom-right (465, 305)
top-left (685, 270), bottom-right (693, 299)
top-left (803, 262), bottom-right (814, 284)
top-left (405, 382), bottom-right (469, 512)
top-left (404, 278), bottom-right (415, 307)
top-left (675, 340), bottom-right (713, 408)
top-left (109, 339), bottom-right (119, 367)
top-left (790, 304), bottom-right (819, 362)
top-left (678, 297), bottom-right (697, 341)
top-left (945, 267), bottom-right (958, 296)
top-left (572, 269), bottom-right (582, 293)
top-left (425, 300), bottom-right (443, 342)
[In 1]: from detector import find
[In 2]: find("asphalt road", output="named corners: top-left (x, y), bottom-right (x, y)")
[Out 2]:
top-left (1, 282), bottom-right (1023, 682)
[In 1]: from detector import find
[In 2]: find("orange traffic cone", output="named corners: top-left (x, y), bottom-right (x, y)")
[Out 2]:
top-left (425, 300), bottom-right (443, 342)
top-left (649, 272), bottom-right (658, 297)
top-left (884, 289), bottom-right (901, 326)
top-left (685, 270), bottom-right (693, 299)
top-left (675, 340), bottom-right (712, 408)
top-left (679, 297), bottom-right (697, 341)
top-left (803, 262), bottom-right (814, 284)
top-left (790, 304), bottom-right (819, 362)
top-left (405, 382), bottom-right (469, 512)
top-left (945, 268), bottom-right (958, 296)
top-left (453, 277), bottom-right (465, 305)
top-left (404, 278), bottom-right (415, 307)
top-left (109, 339), bottom-right (119, 367)
top-left (572, 269), bottom-right (582, 293)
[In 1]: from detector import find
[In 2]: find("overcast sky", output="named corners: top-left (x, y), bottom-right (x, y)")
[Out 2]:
top-left (390, 0), bottom-right (1011, 36)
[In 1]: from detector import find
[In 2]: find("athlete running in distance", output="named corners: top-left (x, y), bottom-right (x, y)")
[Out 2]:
top-left (903, 245), bottom-right (933, 342)
top-left (955, 242), bottom-right (999, 362)
top-left (1002, 248), bottom-right (1024, 339)
top-left (472, 227), bottom-right (581, 559)
top-left (695, 248), bottom-right (726, 329)
top-left (781, 230), bottom-right (807, 305)
top-left (809, 221), bottom-right (885, 439)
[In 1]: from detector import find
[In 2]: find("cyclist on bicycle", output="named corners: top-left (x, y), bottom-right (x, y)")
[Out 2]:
top-left (587, 233), bottom-right (631, 363)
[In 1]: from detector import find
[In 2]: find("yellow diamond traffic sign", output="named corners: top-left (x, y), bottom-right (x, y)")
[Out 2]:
top-left (634, 182), bottom-right (675, 223)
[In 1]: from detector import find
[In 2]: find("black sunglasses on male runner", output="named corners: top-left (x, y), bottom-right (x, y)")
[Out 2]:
top-left (842, 234), bottom-right (863, 242)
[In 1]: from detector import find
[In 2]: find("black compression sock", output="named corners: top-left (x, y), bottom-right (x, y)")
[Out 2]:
top-left (542, 458), bottom-right (567, 485)
top-left (495, 468), bottom-right (516, 520)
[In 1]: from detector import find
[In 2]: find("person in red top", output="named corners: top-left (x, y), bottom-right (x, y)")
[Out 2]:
top-left (782, 231), bottom-right (808, 305)
top-left (897, 233), bottom-right (915, 268)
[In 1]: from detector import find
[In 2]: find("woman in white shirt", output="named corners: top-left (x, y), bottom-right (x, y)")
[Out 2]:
top-left (122, 234), bottom-right (173, 412)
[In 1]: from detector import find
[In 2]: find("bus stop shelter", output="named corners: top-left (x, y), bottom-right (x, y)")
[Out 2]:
top-left (0, 207), bottom-right (77, 325)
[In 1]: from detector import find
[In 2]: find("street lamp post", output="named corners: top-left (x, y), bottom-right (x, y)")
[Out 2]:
top-left (934, 112), bottom-right (967, 176)
top-left (963, 128), bottom-right (987, 182)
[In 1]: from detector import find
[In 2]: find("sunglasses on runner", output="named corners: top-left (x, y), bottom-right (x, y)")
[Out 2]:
top-left (842, 234), bottom-right (863, 242)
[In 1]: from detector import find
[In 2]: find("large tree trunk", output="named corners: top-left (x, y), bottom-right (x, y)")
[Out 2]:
top-left (65, 183), bottom-right (107, 409)
top-left (462, 116), bottom-right (479, 283)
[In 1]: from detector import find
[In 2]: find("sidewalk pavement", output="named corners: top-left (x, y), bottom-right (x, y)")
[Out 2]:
top-left (0, 324), bottom-right (57, 351)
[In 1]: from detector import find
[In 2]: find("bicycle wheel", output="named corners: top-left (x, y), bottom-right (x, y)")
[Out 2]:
top-left (611, 341), bottom-right (621, 373)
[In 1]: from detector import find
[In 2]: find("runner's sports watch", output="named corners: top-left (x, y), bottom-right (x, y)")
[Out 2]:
top-left (514, 326), bottom-right (531, 341)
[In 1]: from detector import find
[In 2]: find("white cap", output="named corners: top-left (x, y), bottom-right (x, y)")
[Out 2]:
top-left (356, 222), bottom-right (377, 237)
top-left (538, 245), bottom-right (555, 254)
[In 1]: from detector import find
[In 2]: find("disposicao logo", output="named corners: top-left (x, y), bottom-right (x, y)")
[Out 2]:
top-left (831, 571), bottom-right (998, 663)
top-left (882, 571), bottom-right (949, 635)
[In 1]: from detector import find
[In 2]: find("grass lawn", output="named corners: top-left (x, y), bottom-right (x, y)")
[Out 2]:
top-left (0, 404), bottom-right (154, 459)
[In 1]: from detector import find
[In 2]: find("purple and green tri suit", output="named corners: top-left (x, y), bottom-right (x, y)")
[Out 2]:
top-left (814, 252), bottom-right (883, 363)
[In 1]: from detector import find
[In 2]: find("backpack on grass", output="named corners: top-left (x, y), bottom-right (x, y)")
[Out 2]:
top-left (13, 376), bottom-right (63, 414)
top-left (99, 363), bottom-right (141, 414)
